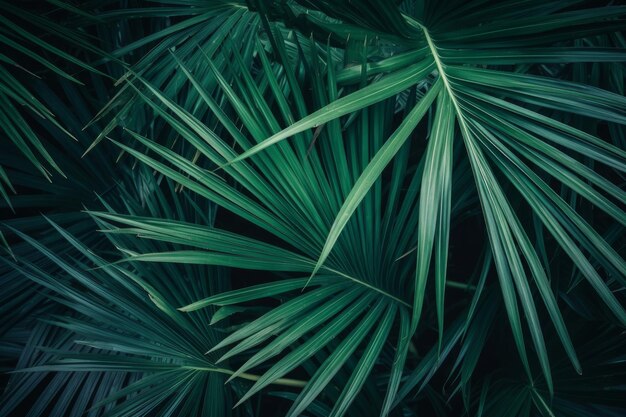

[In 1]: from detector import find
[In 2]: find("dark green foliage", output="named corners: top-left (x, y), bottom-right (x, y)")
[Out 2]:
top-left (1, 1), bottom-right (625, 416)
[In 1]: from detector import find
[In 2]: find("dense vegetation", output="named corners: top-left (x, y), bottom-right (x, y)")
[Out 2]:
top-left (1, 1), bottom-right (625, 416)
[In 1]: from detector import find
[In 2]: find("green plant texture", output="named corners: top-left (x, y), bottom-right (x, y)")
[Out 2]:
top-left (1, 1), bottom-right (625, 416)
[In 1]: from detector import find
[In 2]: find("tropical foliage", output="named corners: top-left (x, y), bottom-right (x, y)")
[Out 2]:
top-left (1, 1), bottom-right (625, 416)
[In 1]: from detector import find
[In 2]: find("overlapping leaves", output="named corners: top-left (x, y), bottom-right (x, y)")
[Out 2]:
top-left (1, 1), bottom-right (625, 417)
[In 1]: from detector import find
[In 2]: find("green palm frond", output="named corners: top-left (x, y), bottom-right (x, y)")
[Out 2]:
top-left (82, 1), bottom-right (269, 151)
top-left (91, 36), bottom-right (449, 414)
top-left (0, 75), bottom-right (127, 359)
top-left (0, 1), bottom-right (108, 205)
top-left (209, 0), bottom-right (626, 393)
top-left (1, 174), bottom-right (255, 417)
top-left (2, 224), bottom-right (240, 417)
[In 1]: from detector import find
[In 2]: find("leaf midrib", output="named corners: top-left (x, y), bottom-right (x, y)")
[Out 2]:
top-left (418, 24), bottom-right (472, 137)
top-left (321, 265), bottom-right (412, 308)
